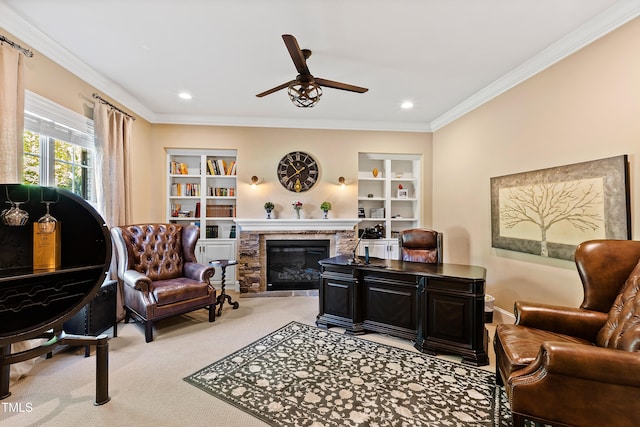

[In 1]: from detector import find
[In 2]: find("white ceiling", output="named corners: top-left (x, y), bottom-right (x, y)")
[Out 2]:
top-left (1, 0), bottom-right (639, 132)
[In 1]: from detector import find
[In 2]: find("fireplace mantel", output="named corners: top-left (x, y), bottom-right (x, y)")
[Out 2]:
top-left (235, 218), bottom-right (361, 232)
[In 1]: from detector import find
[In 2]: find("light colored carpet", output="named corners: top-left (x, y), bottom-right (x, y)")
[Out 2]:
top-left (1, 292), bottom-right (496, 427)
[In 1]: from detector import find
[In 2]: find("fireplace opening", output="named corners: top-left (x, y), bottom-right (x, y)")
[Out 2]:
top-left (266, 240), bottom-right (330, 291)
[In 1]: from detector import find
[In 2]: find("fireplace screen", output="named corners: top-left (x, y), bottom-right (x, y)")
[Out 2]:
top-left (267, 240), bottom-right (330, 291)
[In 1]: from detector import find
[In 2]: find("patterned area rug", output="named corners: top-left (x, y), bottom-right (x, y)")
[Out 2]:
top-left (185, 322), bottom-right (512, 426)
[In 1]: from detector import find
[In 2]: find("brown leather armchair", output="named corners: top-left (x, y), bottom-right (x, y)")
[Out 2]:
top-left (494, 239), bottom-right (640, 427)
top-left (111, 224), bottom-right (216, 342)
top-left (398, 228), bottom-right (442, 263)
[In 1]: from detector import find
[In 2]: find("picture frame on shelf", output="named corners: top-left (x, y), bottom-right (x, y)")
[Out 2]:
top-left (397, 189), bottom-right (408, 199)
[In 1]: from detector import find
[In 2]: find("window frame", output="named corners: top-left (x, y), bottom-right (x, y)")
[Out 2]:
top-left (22, 91), bottom-right (96, 202)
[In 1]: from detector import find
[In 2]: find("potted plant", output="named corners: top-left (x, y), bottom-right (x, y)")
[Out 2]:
top-left (264, 202), bottom-right (274, 219)
top-left (320, 201), bottom-right (332, 219)
top-left (292, 201), bottom-right (303, 219)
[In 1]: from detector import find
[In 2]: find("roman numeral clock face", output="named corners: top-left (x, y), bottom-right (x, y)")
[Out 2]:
top-left (277, 151), bottom-right (319, 192)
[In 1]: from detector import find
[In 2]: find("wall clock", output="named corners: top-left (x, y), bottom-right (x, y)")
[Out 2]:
top-left (277, 151), bottom-right (319, 192)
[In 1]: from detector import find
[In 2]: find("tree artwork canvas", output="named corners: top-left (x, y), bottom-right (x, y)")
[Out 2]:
top-left (490, 155), bottom-right (630, 261)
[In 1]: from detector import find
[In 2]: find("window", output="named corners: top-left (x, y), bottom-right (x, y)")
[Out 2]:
top-left (22, 91), bottom-right (96, 202)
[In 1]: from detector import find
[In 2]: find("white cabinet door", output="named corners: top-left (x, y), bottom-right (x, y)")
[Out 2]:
top-left (358, 239), bottom-right (399, 260)
top-left (196, 240), bottom-right (237, 284)
top-left (387, 241), bottom-right (399, 260)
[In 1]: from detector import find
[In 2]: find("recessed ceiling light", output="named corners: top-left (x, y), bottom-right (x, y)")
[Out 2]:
top-left (178, 92), bottom-right (192, 100)
top-left (401, 101), bottom-right (414, 109)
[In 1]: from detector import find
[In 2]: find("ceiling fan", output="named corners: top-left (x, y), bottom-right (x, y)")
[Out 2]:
top-left (256, 34), bottom-right (368, 107)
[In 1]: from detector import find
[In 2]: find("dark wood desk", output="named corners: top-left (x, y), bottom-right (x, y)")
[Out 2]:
top-left (316, 255), bottom-right (489, 366)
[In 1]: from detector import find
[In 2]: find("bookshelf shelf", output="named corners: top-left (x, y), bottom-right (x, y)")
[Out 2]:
top-left (167, 149), bottom-right (238, 285)
top-left (357, 152), bottom-right (422, 259)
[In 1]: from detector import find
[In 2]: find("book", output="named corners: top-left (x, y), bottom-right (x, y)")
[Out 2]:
top-left (227, 161), bottom-right (236, 175)
top-left (205, 225), bottom-right (219, 239)
top-left (217, 159), bottom-right (227, 175)
top-left (207, 159), bottom-right (215, 175)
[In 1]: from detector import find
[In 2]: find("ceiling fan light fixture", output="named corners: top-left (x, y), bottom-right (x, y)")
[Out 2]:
top-left (287, 82), bottom-right (323, 108)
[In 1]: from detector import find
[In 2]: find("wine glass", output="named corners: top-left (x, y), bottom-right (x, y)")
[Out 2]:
top-left (38, 201), bottom-right (57, 233)
top-left (0, 201), bottom-right (13, 225)
top-left (3, 201), bottom-right (29, 226)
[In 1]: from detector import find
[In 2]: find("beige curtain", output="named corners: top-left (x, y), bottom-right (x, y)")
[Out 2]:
top-left (94, 101), bottom-right (132, 227)
top-left (0, 42), bottom-right (36, 385)
top-left (0, 43), bottom-right (24, 183)
top-left (94, 101), bottom-right (133, 320)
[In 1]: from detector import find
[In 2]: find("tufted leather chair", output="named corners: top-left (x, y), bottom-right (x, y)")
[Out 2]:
top-left (398, 229), bottom-right (443, 263)
top-left (494, 239), bottom-right (640, 427)
top-left (110, 224), bottom-right (216, 342)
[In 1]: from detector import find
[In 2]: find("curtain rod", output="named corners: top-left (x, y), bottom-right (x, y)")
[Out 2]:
top-left (92, 93), bottom-right (136, 121)
top-left (0, 34), bottom-right (34, 57)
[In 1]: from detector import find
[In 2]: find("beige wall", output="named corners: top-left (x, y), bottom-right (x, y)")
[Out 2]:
top-left (432, 17), bottom-right (640, 312)
top-left (8, 16), bottom-right (640, 315)
top-left (1, 28), bottom-right (155, 224)
top-left (3, 26), bottom-right (432, 227)
top-left (151, 125), bottom-right (432, 223)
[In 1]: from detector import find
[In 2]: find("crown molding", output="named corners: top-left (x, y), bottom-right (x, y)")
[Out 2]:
top-left (154, 113), bottom-right (432, 132)
top-left (430, 0), bottom-right (640, 131)
top-left (3, 1), bottom-right (639, 132)
top-left (0, 1), bottom-right (156, 122)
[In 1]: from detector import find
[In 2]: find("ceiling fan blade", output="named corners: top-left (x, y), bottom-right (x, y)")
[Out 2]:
top-left (315, 78), bottom-right (369, 93)
top-left (282, 34), bottom-right (310, 75)
top-left (256, 80), bottom-right (297, 97)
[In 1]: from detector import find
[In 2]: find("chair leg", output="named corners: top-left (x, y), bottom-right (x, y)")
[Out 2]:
top-left (211, 304), bottom-right (216, 322)
top-left (144, 321), bottom-right (153, 343)
top-left (512, 413), bottom-right (526, 427)
top-left (495, 366), bottom-right (504, 386)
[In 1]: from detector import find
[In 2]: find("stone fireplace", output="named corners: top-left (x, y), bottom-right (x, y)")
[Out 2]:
top-left (235, 219), bottom-right (360, 293)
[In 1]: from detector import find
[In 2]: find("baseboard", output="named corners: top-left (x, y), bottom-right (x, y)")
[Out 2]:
top-left (492, 307), bottom-right (516, 324)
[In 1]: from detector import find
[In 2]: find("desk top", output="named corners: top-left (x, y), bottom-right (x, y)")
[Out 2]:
top-left (319, 255), bottom-right (486, 281)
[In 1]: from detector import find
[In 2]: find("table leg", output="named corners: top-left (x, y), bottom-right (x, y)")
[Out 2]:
top-left (0, 345), bottom-right (11, 400)
top-left (216, 266), bottom-right (239, 316)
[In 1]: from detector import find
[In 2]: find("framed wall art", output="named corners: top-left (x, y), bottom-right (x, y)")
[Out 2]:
top-left (490, 155), bottom-right (630, 261)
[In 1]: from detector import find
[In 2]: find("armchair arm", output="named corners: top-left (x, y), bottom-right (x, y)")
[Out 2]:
top-left (184, 262), bottom-right (215, 283)
top-left (547, 342), bottom-right (640, 385)
top-left (515, 301), bottom-right (607, 342)
top-left (122, 270), bottom-right (152, 293)
top-left (509, 341), bottom-right (640, 427)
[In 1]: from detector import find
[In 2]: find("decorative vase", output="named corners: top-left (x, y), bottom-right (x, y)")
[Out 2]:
top-left (265, 210), bottom-right (272, 219)
top-left (295, 208), bottom-right (301, 219)
top-left (322, 210), bottom-right (328, 219)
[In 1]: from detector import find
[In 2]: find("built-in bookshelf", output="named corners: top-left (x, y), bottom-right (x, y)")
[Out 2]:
top-left (166, 149), bottom-right (238, 284)
top-left (357, 152), bottom-right (421, 259)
